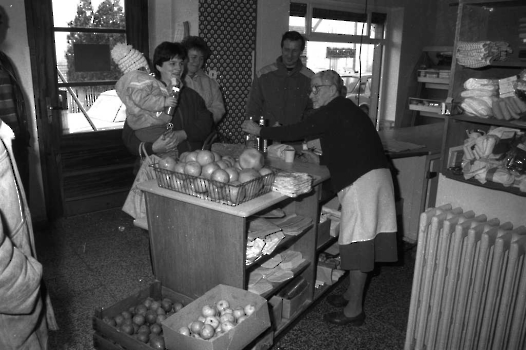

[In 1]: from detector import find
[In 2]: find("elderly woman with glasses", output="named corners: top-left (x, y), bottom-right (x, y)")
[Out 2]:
top-left (241, 69), bottom-right (397, 327)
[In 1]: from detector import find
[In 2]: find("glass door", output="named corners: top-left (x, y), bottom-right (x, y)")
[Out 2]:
top-left (26, 0), bottom-right (147, 219)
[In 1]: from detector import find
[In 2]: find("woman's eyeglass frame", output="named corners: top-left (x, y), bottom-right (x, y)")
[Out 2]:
top-left (310, 84), bottom-right (332, 95)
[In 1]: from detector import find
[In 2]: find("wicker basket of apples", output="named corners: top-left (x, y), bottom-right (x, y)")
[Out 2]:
top-left (152, 148), bottom-right (275, 206)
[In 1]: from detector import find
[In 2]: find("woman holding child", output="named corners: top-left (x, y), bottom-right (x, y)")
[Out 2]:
top-left (115, 41), bottom-right (213, 165)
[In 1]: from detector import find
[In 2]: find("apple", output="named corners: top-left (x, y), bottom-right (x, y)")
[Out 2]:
top-left (173, 162), bottom-right (186, 175)
top-left (202, 304), bottom-right (216, 317)
top-left (149, 335), bottom-right (165, 350)
top-left (259, 167), bottom-right (273, 176)
top-left (173, 302), bottom-right (184, 312)
top-left (136, 331), bottom-right (149, 343)
top-left (239, 169), bottom-right (263, 199)
top-left (215, 160), bottom-right (229, 169)
top-left (211, 169), bottom-right (230, 184)
top-left (178, 151), bottom-right (190, 163)
top-left (220, 313), bottom-right (235, 323)
top-left (198, 315), bottom-right (206, 323)
top-left (204, 315), bottom-right (220, 329)
top-left (224, 167), bottom-right (239, 182)
top-left (201, 162), bottom-right (221, 179)
top-left (150, 323), bottom-right (162, 335)
top-left (220, 308), bottom-right (233, 316)
top-left (158, 156), bottom-right (177, 171)
top-left (226, 181), bottom-right (246, 204)
top-left (200, 324), bottom-right (215, 340)
top-left (244, 304), bottom-right (256, 316)
top-left (185, 151), bottom-right (199, 162)
top-left (237, 315), bottom-right (248, 323)
top-left (222, 155), bottom-right (236, 167)
top-left (238, 168), bottom-right (261, 183)
top-left (190, 320), bottom-right (205, 334)
top-left (196, 150), bottom-right (215, 166)
top-left (179, 326), bottom-right (191, 336)
top-left (184, 161), bottom-right (202, 177)
top-left (220, 320), bottom-right (236, 333)
top-left (239, 148), bottom-right (265, 170)
top-left (212, 151), bottom-right (222, 161)
top-left (114, 315), bottom-right (124, 326)
top-left (145, 310), bottom-right (157, 324)
top-left (232, 306), bottom-right (245, 320)
top-left (135, 304), bottom-right (148, 316)
top-left (156, 314), bottom-right (167, 324)
top-left (161, 298), bottom-right (173, 312)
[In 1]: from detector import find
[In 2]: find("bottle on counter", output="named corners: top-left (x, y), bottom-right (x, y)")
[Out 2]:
top-left (164, 77), bottom-right (181, 116)
top-left (245, 116), bottom-right (258, 149)
top-left (258, 116), bottom-right (268, 152)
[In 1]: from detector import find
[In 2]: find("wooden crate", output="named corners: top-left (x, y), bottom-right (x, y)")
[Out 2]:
top-left (92, 281), bottom-right (194, 350)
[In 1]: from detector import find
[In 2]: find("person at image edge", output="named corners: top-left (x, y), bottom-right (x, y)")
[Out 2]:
top-left (242, 69), bottom-right (398, 326)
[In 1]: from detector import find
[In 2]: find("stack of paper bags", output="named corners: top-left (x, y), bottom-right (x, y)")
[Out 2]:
top-left (268, 214), bottom-right (313, 236)
top-left (272, 172), bottom-right (313, 197)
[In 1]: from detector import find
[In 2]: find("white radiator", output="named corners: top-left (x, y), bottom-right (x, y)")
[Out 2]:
top-left (405, 204), bottom-right (526, 350)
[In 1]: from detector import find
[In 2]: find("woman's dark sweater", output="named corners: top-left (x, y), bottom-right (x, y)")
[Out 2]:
top-left (260, 96), bottom-right (389, 193)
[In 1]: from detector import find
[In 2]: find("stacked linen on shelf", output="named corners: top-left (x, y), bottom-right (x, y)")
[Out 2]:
top-left (462, 127), bottom-right (526, 191)
top-left (456, 41), bottom-right (512, 68)
top-left (460, 78), bottom-right (499, 118)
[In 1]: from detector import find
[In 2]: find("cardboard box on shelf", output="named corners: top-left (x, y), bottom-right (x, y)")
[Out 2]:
top-left (92, 281), bottom-right (194, 350)
top-left (316, 262), bottom-right (345, 286)
top-left (162, 284), bottom-right (270, 350)
top-left (280, 280), bottom-right (310, 320)
top-left (268, 295), bottom-right (283, 330)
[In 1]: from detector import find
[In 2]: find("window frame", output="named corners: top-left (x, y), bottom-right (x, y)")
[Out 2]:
top-left (290, 1), bottom-right (386, 129)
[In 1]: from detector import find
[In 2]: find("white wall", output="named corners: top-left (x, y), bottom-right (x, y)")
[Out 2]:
top-left (255, 0), bottom-right (289, 72)
top-left (436, 175), bottom-right (526, 227)
top-left (0, 0), bottom-right (46, 221)
top-left (148, 0), bottom-right (199, 55)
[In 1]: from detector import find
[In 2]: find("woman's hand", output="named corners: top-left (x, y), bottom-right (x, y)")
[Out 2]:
top-left (152, 130), bottom-right (178, 154)
top-left (241, 120), bottom-right (261, 136)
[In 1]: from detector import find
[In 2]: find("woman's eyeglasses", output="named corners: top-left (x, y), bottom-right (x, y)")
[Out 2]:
top-left (310, 84), bottom-right (332, 95)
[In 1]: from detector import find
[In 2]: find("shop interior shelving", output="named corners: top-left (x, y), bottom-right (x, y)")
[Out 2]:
top-left (440, 0), bottom-right (526, 197)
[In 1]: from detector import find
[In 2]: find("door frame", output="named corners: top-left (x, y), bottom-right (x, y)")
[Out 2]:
top-left (24, 0), bottom-right (149, 221)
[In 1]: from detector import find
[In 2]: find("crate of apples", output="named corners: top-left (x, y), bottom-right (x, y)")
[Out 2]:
top-left (155, 149), bottom-right (275, 206)
top-left (177, 299), bottom-right (256, 340)
top-left (162, 284), bottom-right (271, 350)
top-left (93, 282), bottom-right (193, 350)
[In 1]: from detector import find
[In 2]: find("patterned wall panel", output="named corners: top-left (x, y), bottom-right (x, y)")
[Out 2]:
top-left (199, 0), bottom-right (257, 144)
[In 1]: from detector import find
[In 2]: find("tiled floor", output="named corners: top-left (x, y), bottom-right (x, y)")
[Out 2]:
top-left (35, 208), bottom-right (415, 350)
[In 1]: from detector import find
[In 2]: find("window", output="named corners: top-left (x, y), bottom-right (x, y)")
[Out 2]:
top-left (53, 0), bottom-right (129, 134)
top-left (290, 2), bottom-right (386, 128)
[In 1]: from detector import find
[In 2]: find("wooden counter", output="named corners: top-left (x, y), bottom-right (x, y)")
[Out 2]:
top-left (138, 159), bottom-right (329, 302)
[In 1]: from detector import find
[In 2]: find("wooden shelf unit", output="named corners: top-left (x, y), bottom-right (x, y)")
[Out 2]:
top-left (410, 46), bottom-right (453, 125)
top-left (138, 156), bottom-right (331, 338)
top-left (439, 0), bottom-right (526, 198)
